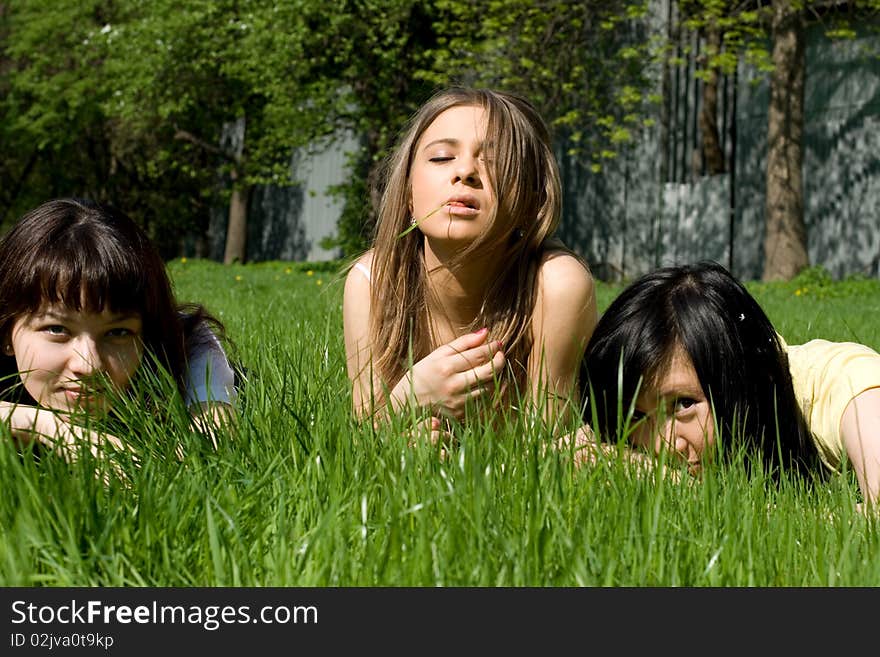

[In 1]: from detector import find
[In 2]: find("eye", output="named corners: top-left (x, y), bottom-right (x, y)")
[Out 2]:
top-left (429, 156), bottom-right (454, 163)
top-left (674, 397), bottom-right (697, 413)
top-left (44, 325), bottom-right (69, 337)
top-left (106, 327), bottom-right (136, 339)
top-left (630, 409), bottom-right (646, 423)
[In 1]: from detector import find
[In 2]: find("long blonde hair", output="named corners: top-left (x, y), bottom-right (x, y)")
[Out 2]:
top-left (367, 87), bottom-right (568, 408)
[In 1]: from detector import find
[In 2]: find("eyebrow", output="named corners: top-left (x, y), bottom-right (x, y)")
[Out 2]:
top-left (421, 138), bottom-right (492, 152)
top-left (657, 383), bottom-right (703, 398)
top-left (421, 138), bottom-right (461, 151)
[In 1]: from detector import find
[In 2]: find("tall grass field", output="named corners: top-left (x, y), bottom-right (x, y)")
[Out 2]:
top-left (2, 260), bottom-right (879, 586)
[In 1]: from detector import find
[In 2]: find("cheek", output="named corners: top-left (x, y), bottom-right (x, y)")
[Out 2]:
top-left (12, 340), bottom-right (53, 374)
top-left (18, 366), bottom-right (53, 405)
top-left (627, 418), bottom-right (651, 448)
top-left (410, 176), bottom-right (434, 213)
top-left (106, 345), bottom-right (144, 387)
top-left (691, 409), bottom-right (716, 457)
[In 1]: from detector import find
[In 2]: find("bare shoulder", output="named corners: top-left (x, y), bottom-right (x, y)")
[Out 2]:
top-left (536, 248), bottom-right (595, 303)
top-left (344, 250), bottom-right (375, 289)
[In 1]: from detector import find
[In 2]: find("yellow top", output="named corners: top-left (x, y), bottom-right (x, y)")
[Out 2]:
top-left (783, 337), bottom-right (880, 472)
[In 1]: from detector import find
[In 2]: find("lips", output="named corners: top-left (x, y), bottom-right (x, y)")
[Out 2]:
top-left (61, 386), bottom-right (103, 405)
top-left (446, 195), bottom-right (479, 210)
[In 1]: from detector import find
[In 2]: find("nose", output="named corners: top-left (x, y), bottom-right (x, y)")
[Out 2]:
top-left (453, 156), bottom-right (481, 186)
top-left (68, 336), bottom-right (103, 378)
top-left (656, 420), bottom-right (689, 459)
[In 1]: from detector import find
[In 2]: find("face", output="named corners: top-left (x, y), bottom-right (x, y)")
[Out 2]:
top-left (409, 104), bottom-right (495, 247)
top-left (629, 345), bottom-right (715, 475)
top-left (7, 304), bottom-right (144, 415)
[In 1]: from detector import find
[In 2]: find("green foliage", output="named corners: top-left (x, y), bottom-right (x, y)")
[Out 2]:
top-left (4, 1), bottom-right (879, 263)
top-left (0, 0), bottom-right (215, 253)
top-left (97, 0), bottom-right (325, 202)
top-left (424, 0), bottom-right (657, 170)
top-left (672, 0), bottom-right (880, 81)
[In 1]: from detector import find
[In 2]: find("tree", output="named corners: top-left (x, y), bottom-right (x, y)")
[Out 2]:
top-left (0, 1), bottom-right (112, 224)
top-left (288, 0), bottom-right (441, 256)
top-left (763, 0), bottom-right (808, 280)
top-left (0, 1), bottom-right (216, 256)
top-left (667, 0), bottom-right (880, 281)
top-left (96, 0), bottom-right (326, 264)
top-left (298, 1), bottom-right (659, 257)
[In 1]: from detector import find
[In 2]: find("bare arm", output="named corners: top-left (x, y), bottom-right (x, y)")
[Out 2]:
top-left (1, 401), bottom-right (131, 483)
top-left (343, 254), bottom-right (379, 418)
top-left (840, 387), bottom-right (880, 506)
top-left (529, 252), bottom-right (598, 430)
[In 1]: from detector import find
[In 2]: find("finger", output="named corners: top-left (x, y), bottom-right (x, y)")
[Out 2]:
top-left (426, 418), bottom-right (454, 449)
top-left (427, 416), bottom-right (443, 444)
top-left (454, 340), bottom-right (504, 372)
top-left (463, 348), bottom-right (506, 387)
top-left (407, 416), bottom-right (442, 447)
top-left (443, 346), bottom-right (501, 382)
top-left (441, 327), bottom-right (490, 357)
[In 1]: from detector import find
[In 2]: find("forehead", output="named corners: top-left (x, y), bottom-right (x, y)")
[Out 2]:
top-left (639, 345), bottom-right (703, 402)
top-left (418, 104), bottom-right (487, 148)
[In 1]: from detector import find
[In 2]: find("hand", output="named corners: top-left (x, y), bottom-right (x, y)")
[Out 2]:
top-left (390, 328), bottom-right (505, 420)
top-left (189, 401), bottom-right (236, 450)
top-left (557, 423), bottom-right (683, 482)
top-left (2, 401), bottom-right (129, 481)
top-left (407, 416), bottom-right (456, 460)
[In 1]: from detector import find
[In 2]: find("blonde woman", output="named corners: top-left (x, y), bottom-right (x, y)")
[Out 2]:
top-left (344, 87), bottom-right (596, 440)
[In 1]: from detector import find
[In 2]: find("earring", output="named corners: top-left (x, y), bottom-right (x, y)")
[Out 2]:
top-left (410, 216), bottom-right (417, 227)
top-left (3, 344), bottom-right (12, 356)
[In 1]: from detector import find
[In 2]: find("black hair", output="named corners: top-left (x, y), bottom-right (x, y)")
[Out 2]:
top-left (581, 260), bottom-right (821, 478)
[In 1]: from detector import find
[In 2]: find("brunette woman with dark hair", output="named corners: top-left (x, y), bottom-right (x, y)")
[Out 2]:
top-left (578, 261), bottom-right (880, 505)
top-left (0, 198), bottom-right (236, 458)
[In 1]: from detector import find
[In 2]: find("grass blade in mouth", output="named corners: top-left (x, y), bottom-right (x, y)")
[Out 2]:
top-left (397, 202), bottom-right (447, 239)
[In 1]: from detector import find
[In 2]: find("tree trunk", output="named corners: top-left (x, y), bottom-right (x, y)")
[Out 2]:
top-left (698, 28), bottom-right (725, 176)
top-left (222, 116), bottom-right (249, 265)
top-left (223, 176), bottom-right (251, 265)
top-left (762, 0), bottom-right (808, 282)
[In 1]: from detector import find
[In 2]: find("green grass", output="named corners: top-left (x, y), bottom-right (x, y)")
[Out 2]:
top-left (1, 260), bottom-right (878, 586)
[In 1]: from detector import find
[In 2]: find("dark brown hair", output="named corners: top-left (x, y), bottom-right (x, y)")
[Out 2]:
top-left (0, 198), bottom-right (213, 401)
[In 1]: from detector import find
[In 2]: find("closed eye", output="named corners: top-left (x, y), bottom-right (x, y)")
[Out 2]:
top-left (429, 156), bottom-right (454, 162)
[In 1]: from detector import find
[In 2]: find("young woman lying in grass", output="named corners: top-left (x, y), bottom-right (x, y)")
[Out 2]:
top-left (0, 198), bottom-right (237, 467)
top-left (576, 260), bottom-right (880, 507)
top-left (344, 87), bottom-right (597, 444)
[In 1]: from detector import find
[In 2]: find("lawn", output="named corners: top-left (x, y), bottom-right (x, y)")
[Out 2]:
top-left (1, 259), bottom-right (878, 586)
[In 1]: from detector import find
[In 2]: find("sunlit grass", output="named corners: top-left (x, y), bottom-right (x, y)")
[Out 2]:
top-left (1, 260), bottom-right (878, 586)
